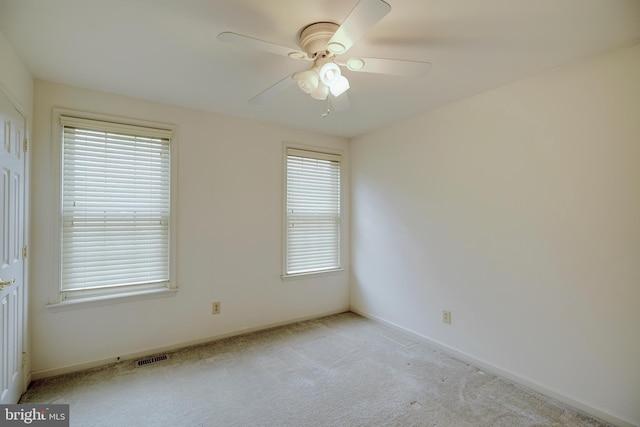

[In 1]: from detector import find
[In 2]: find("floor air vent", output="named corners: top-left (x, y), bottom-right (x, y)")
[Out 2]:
top-left (135, 354), bottom-right (168, 367)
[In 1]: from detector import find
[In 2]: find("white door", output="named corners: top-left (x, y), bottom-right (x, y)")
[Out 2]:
top-left (0, 91), bottom-right (26, 404)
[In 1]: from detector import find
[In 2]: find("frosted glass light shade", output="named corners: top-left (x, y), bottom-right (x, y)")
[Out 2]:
top-left (319, 63), bottom-right (341, 86)
top-left (329, 75), bottom-right (350, 97)
top-left (293, 69), bottom-right (319, 94)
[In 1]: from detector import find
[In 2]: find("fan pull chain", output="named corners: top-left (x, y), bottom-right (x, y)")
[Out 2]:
top-left (322, 97), bottom-right (331, 117)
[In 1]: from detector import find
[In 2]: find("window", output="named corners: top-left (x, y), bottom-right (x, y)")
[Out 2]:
top-left (285, 147), bottom-right (341, 276)
top-left (58, 115), bottom-right (174, 301)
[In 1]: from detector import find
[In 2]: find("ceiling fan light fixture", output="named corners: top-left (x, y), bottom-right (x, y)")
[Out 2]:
top-left (329, 75), bottom-right (350, 97)
top-left (319, 62), bottom-right (342, 86)
top-left (293, 69), bottom-right (319, 94)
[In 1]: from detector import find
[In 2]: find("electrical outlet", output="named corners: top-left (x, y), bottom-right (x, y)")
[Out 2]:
top-left (442, 310), bottom-right (452, 324)
top-left (212, 301), bottom-right (221, 315)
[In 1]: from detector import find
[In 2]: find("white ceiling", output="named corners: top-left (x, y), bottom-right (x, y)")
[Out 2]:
top-left (1, 0), bottom-right (639, 138)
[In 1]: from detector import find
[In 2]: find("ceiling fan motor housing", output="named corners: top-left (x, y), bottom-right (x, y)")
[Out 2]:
top-left (299, 22), bottom-right (339, 58)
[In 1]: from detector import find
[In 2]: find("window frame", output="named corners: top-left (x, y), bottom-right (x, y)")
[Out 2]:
top-left (48, 108), bottom-right (178, 309)
top-left (282, 143), bottom-right (344, 279)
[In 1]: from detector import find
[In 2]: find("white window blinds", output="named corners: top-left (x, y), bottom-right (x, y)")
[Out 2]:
top-left (60, 116), bottom-right (172, 297)
top-left (285, 148), bottom-right (341, 275)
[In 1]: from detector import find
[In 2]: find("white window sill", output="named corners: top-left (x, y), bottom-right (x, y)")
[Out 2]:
top-left (281, 268), bottom-right (345, 281)
top-left (45, 288), bottom-right (178, 312)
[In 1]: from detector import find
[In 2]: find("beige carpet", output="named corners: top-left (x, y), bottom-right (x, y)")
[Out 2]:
top-left (21, 312), bottom-right (610, 426)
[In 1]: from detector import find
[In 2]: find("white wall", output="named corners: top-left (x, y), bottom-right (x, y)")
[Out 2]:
top-left (0, 31), bottom-right (32, 112)
top-left (30, 80), bottom-right (349, 376)
top-left (350, 44), bottom-right (640, 426)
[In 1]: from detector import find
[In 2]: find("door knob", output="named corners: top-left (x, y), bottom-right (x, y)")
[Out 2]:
top-left (0, 277), bottom-right (16, 290)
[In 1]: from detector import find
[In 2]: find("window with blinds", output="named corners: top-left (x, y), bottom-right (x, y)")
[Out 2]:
top-left (285, 148), bottom-right (341, 276)
top-left (60, 116), bottom-right (172, 300)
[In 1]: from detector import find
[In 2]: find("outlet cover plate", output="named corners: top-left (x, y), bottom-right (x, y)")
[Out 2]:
top-left (442, 310), bottom-right (451, 324)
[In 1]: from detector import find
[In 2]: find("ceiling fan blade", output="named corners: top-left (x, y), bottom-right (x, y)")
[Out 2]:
top-left (249, 75), bottom-right (297, 105)
top-left (327, 0), bottom-right (391, 55)
top-left (330, 93), bottom-right (351, 112)
top-left (344, 57), bottom-right (432, 77)
top-left (218, 32), bottom-right (308, 59)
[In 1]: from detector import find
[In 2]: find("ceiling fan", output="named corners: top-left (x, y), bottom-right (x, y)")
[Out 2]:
top-left (217, 0), bottom-right (431, 115)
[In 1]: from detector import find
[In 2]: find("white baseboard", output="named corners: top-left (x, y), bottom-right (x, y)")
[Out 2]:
top-left (30, 307), bottom-right (350, 381)
top-left (350, 308), bottom-right (636, 427)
